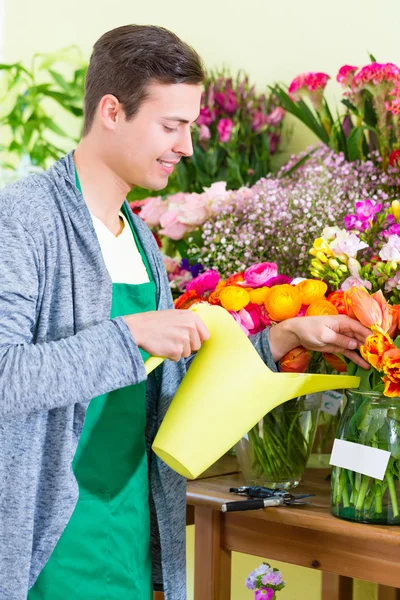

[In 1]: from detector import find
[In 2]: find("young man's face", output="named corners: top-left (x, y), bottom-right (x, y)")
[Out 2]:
top-left (110, 82), bottom-right (202, 190)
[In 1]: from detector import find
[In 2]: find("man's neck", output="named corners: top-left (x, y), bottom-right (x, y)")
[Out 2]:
top-left (73, 138), bottom-right (131, 235)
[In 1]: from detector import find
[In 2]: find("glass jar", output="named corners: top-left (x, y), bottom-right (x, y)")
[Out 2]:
top-left (331, 389), bottom-right (400, 525)
top-left (235, 394), bottom-right (321, 490)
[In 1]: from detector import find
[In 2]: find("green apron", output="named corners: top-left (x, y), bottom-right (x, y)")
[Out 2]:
top-left (29, 195), bottom-right (155, 599)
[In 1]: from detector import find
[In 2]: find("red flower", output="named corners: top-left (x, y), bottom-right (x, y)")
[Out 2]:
top-left (389, 150), bottom-right (400, 168)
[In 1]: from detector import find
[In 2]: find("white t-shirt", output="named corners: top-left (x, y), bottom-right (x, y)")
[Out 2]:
top-left (91, 211), bottom-right (150, 285)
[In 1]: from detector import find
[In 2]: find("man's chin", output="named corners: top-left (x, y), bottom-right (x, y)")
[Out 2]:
top-left (141, 177), bottom-right (169, 192)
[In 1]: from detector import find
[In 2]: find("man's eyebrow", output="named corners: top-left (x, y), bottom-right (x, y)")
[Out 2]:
top-left (163, 115), bottom-right (200, 124)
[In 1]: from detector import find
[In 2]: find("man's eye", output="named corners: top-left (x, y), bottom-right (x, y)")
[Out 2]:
top-left (163, 125), bottom-right (177, 133)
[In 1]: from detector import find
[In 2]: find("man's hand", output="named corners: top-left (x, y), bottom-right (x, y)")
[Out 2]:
top-left (269, 315), bottom-right (371, 369)
top-left (124, 309), bottom-right (210, 361)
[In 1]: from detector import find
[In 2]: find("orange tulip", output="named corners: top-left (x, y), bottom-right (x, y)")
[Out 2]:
top-left (361, 331), bottom-right (394, 370)
top-left (344, 287), bottom-right (385, 330)
top-left (327, 290), bottom-right (347, 315)
top-left (280, 346), bottom-right (312, 373)
top-left (383, 376), bottom-right (400, 397)
top-left (264, 284), bottom-right (302, 321)
top-left (296, 280), bottom-right (328, 305)
top-left (381, 347), bottom-right (400, 383)
top-left (306, 299), bottom-right (338, 316)
top-left (323, 352), bottom-right (347, 372)
top-left (371, 290), bottom-right (392, 332)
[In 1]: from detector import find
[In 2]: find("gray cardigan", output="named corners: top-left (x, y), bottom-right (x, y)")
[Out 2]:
top-left (0, 152), bottom-right (277, 600)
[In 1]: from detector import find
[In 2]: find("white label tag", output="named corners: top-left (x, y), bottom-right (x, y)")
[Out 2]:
top-left (330, 439), bottom-right (391, 480)
top-left (321, 390), bottom-right (343, 415)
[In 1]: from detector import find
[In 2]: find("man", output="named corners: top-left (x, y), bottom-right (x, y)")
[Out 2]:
top-left (0, 24), bottom-right (369, 600)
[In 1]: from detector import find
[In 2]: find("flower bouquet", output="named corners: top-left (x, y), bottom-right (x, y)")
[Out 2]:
top-left (313, 285), bottom-right (400, 524)
top-left (175, 262), bottom-right (341, 487)
top-left (245, 563), bottom-right (285, 599)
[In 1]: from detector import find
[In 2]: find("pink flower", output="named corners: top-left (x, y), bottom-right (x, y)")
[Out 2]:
top-left (252, 111), bottom-right (267, 132)
top-left (159, 211), bottom-right (190, 240)
top-left (379, 234), bottom-right (400, 262)
top-left (265, 107), bottom-right (285, 126)
top-left (139, 196), bottom-right (168, 228)
top-left (243, 262), bottom-right (279, 288)
top-left (352, 63), bottom-right (400, 92)
top-left (255, 589), bottom-right (274, 600)
top-left (163, 256), bottom-right (180, 274)
top-left (341, 276), bottom-right (372, 291)
top-left (238, 304), bottom-right (264, 335)
top-left (355, 199), bottom-right (382, 219)
top-left (261, 571), bottom-right (284, 586)
top-left (259, 305), bottom-right (272, 327)
top-left (217, 118), bottom-right (234, 143)
top-left (337, 65), bottom-right (358, 88)
top-left (197, 107), bottom-right (214, 126)
top-left (229, 310), bottom-right (250, 336)
top-left (186, 269), bottom-right (220, 295)
top-left (288, 72), bottom-right (330, 110)
top-left (178, 195), bottom-right (209, 227)
top-left (215, 89), bottom-right (239, 114)
top-left (199, 124), bottom-right (211, 141)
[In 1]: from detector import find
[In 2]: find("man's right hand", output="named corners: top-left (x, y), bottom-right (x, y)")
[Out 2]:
top-left (124, 309), bottom-right (210, 361)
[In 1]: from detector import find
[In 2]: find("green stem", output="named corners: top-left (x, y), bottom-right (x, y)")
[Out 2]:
top-left (355, 475), bottom-right (370, 511)
top-left (386, 472), bottom-right (399, 518)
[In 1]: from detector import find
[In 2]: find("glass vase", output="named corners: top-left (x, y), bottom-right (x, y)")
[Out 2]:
top-left (331, 389), bottom-right (400, 525)
top-left (235, 394), bottom-right (321, 490)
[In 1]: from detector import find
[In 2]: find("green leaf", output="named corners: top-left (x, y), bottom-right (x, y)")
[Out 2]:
top-left (341, 98), bottom-right (360, 116)
top-left (347, 126), bottom-right (366, 161)
top-left (394, 336), bottom-right (400, 349)
top-left (369, 52), bottom-right (377, 63)
top-left (42, 116), bottom-right (68, 137)
top-left (49, 69), bottom-right (71, 92)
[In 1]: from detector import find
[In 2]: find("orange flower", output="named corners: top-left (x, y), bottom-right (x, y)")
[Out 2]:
top-left (306, 299), bottom-right (338, 316)
top-left (280, 346), bottom-right (312, 373)
top-left (327, 290), bottom-right (347, 315)
top-left (296, 280), bottom-right (327, 305)
top-left (207, 291), bottom-right (222, 306)
top-left (226, 272), bottom-right (245, 286)
top-left (323, 352), bottom-right (347, 372)
top-left (264, 284), bottom-right (302, 321)
top-left (389, 304), bottom-right (400, 338)
top-left (344, 287), bottom-right (386, 330)
top-left (381, 347), bottom-right (400, 383)
top-left (360, 330), bottom-right (394, 370)
top-left (248, 287), bottom-right (270, 305)
top-left (383, 377), bottom-right (400, 397)
top-left (371, 290), bottom-right (392, 332)
top-left (219, 286), bottom-right (250, 311)
top-left (174, 290), bottom-right (202, 310)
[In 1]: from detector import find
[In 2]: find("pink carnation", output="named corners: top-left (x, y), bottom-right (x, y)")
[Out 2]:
top-left (186, 269), bottom-right (220, 295)
top-left (215, 89), bottom-right (239, 114)
top-left (243, 262), bottom-right (279, 288)
top-left (159, 211), bottom-right (190, 240)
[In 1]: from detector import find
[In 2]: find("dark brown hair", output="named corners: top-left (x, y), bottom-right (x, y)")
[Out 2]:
top-left (83, 25), bottom-right (205, 134)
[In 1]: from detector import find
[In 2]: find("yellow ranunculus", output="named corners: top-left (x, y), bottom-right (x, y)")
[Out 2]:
top-left (264, 284), bottom-right (302, 321)
top-left (296, 280), bottom-right (328, 306)
top-left (248, 287), bottom-right (270, 305)
top-left (219, 286), bottom-right (250, 312)
top-left (306, 299), bottom-right (338, 316)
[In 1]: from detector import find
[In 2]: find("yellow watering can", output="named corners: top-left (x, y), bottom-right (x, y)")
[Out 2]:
top-left (145, 303), bottom-right (359, 479)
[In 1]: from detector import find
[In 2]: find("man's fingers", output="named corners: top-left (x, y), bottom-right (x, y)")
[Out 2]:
top-left (335, 315), bottom-right (370, 343)
top-left (324, 329), bottom-right (358, 350)
top-left (340, 349), bottom-right (370, 369)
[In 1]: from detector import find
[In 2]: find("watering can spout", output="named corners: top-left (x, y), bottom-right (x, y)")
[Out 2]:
top-left (145, 303), bottom-right (359, 479)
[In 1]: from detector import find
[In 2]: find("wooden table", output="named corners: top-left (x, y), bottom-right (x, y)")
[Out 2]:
top-left (186, 465), bottom-right (400, 600)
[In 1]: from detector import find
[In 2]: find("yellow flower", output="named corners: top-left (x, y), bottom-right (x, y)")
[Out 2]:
top-left (313, 238), bottom-right (334, 256)
top-left (219, 286), bottom-right (250, 311)
top-left (296, 280), bottom-right (328, 306)
top-left (264, 284), bottom-right (302, 321)
top-left (391, 200), bottom-right (400, 222)
top-left (248, 287), bottom-right (270, 305)
top-left (306, 299), bottom-right (338, 316)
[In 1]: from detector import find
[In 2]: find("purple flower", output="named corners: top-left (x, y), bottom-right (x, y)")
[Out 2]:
top-left (252, 111), bottom-right (267, 132)
top-left (217, 118), bottom-right (234, 143)
top-left (386, 224), bottom-right (400, 237)
top-left (245, 576), bottom-right (257, 591)
top-left (265, 275), bottom-right (293, 287)
top-left (197, 107), bottom-right (214, 126)
top-left (344, 214), bottom-right (357, 230)
top-left (255, 589), bottom-right (274, 600)
top-left (199, 124), bottom-right (211, 141)
top-left (355, 199), bottom-right (382, 219)
top-left (261, 571), bottom-right (283, 586)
